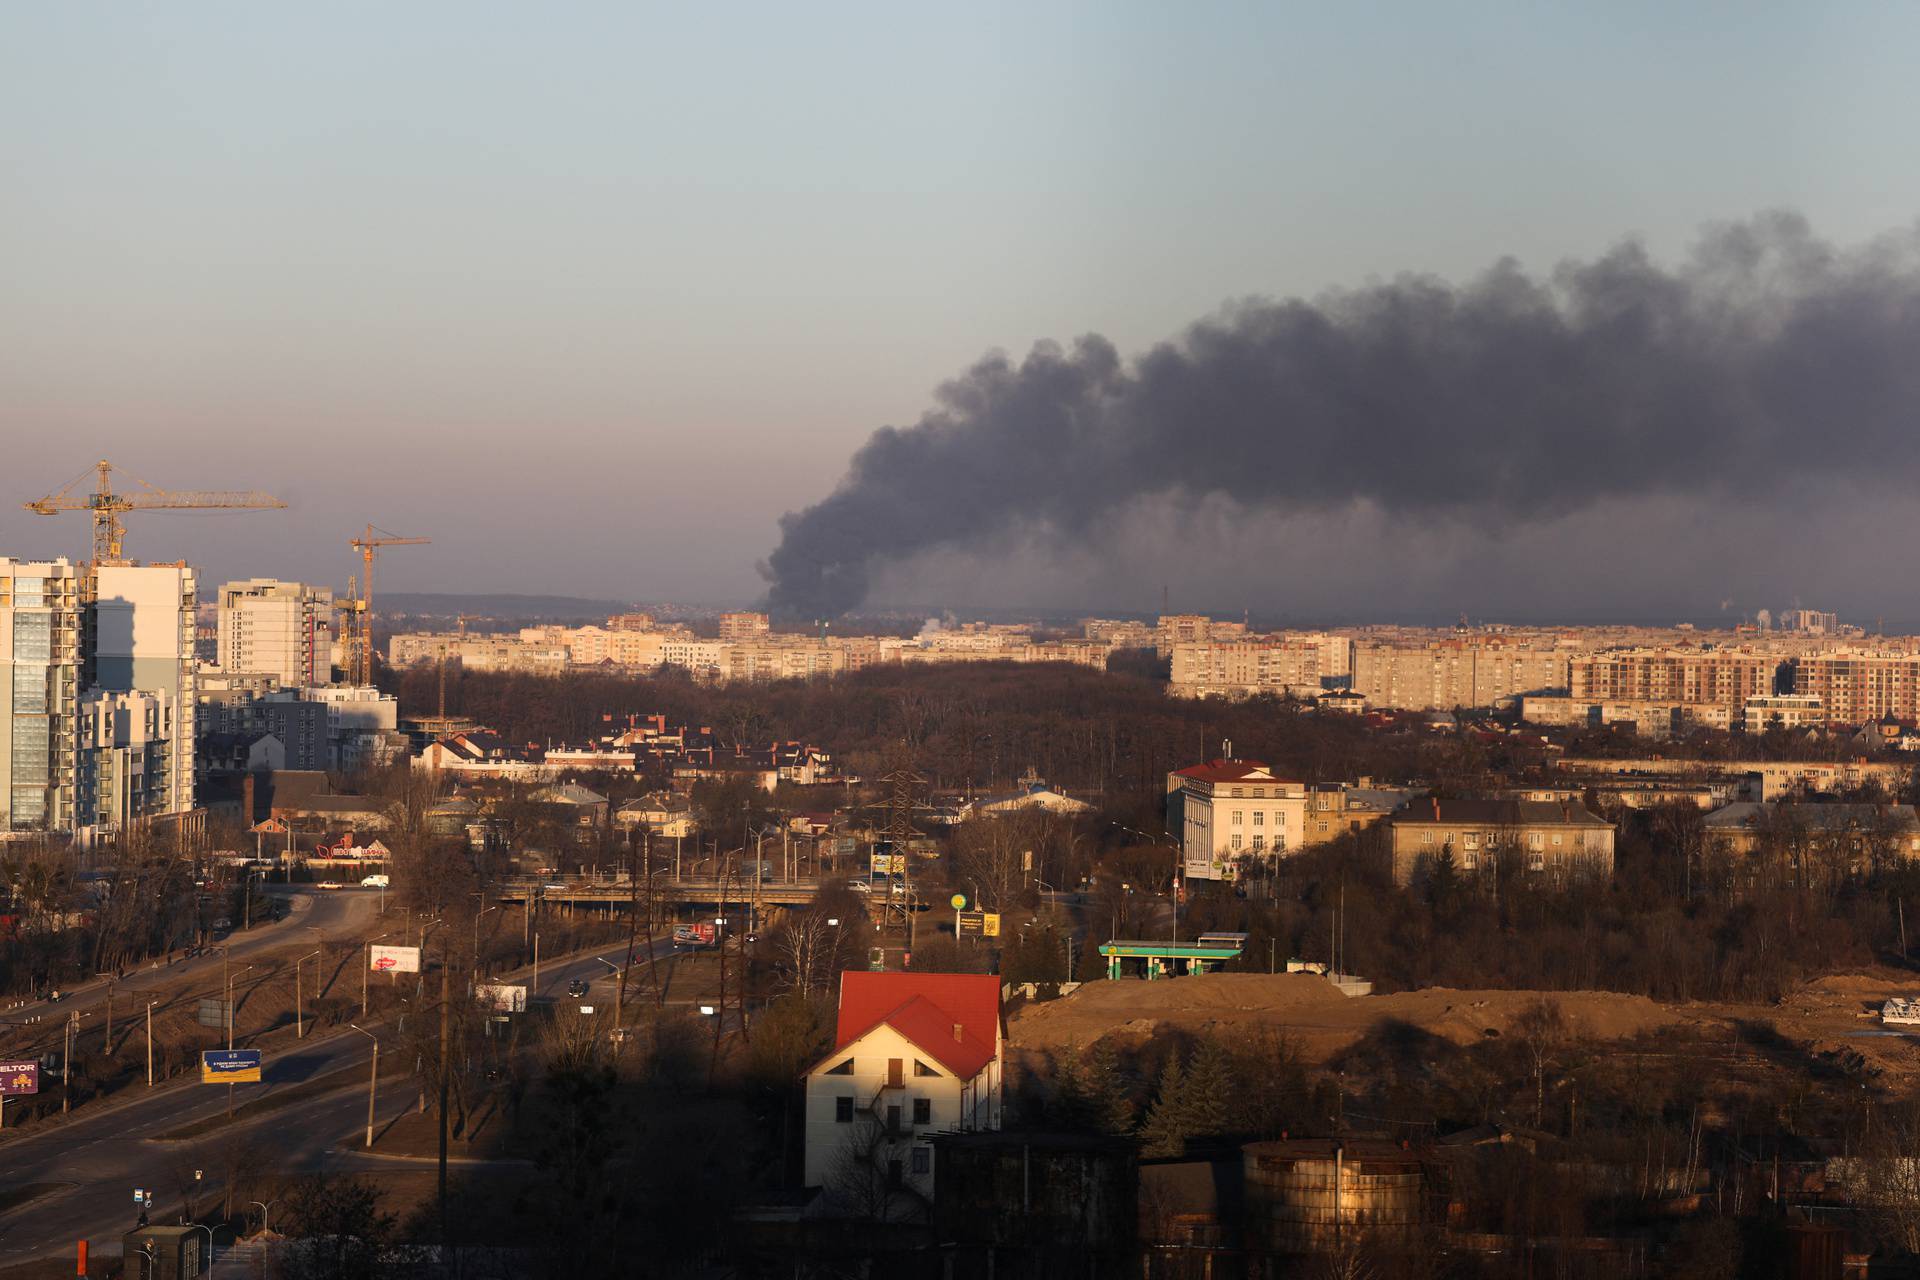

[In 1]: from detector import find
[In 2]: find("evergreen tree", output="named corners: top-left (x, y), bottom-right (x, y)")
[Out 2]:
top-left (1182, 1038), bottom-right (1234, 1140)
top-left (1139, 1053), bottom-right (1191, 1157)
top-left (1087, 1040), bottom-right (1136, 1136)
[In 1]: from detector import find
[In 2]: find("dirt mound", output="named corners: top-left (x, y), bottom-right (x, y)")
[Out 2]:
top-left (1803, 971), bottom-right (1913, 997)
top-left (1009, 974), bottom-right (1689, 1060)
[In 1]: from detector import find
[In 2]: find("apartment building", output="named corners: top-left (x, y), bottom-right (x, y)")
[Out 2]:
top-left (217, 578), bottom-right (333, 686)
top-left (1702, 802), bottom-right (1920, 858)
top-left (1168, 758), bottom-right (1308, 882)
top-left (1168, 640), bottom-right (1322, 700)
top-left (74, 688), bottom-right (180, 835)
top-left (1569, 647), bottom-right (1781, 711)
top-left (1388, 798), bottom-right (1615, 886)
top-left (1, 559), bottom-right (82, 833)
top-left (90, 564), bottom-right (197, 822)
top-left (1552, 756), bottom-right (1909, 801)
top-left (1791, 653), bottom-right (1920, 724)
top-left (1352, 639), bottom-right (1569, 711)
top-left (718, 611), bottom-right (771, 642)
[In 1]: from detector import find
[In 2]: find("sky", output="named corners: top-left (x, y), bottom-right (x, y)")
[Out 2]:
top-left (4, 3), bottom-right (1919, 620)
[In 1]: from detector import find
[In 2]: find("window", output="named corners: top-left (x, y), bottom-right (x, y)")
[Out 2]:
top-left (1233, 811), bottom-right (1244, 825)
top-left (1252, 835), bottom-right (1265, 851)
top-left (1529, 833), bottom-right (1544, 850)
top-left (1421, 831), bottom-right (1433, 846)
top-left (1552, 834), bottom-right (1562, 846)
top-left (911, 1147), bottom-right (931, 1176)
top-left (1464, 851), bottom-right (1477, 869)
top-left (1231, 834), bottom-right (1243, 851)
top-left (825, 1058), bottom-right (854, 1076)
top-left (835, 1096), bottom-right (854, 1123)
top-left (913, 1097), bottom-right (931, 1125)
top-left (1252, 811), bottom-right (1263, 826)
top-left (1464, 833), bottom-right (1479, 849)
top-left (914, 1059), bottom-right (939, 1077)
top-left (1230, 787), bottom-right (1242, 797)
top-left (1529, 853), bottom-right (1545, 871)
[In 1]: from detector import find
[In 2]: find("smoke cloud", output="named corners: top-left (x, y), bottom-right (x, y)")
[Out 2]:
top-left (763, 213), bottom-right (1920, 618)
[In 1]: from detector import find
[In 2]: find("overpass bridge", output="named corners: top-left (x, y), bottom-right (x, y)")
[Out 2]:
top-left (497, 875), bottom-right (829, 912)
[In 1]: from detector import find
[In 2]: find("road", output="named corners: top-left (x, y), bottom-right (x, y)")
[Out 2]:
top-left (0, 934), bottom-right (678, 1266)
top-left (0, 886), bottom-right (385, 1057)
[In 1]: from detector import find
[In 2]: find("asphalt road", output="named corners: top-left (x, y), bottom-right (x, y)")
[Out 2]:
top-left (0, 886), bottom-right (384, 1056)
top-left (0, 934), bottom-right (676, 1265)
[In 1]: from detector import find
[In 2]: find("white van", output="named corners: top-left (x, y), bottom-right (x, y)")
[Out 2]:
top-left (360, 874), bottom-right (390, 889)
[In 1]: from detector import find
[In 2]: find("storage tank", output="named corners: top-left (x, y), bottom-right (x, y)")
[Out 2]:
top-left (1242, 1139), bottom-right (1427, 1254)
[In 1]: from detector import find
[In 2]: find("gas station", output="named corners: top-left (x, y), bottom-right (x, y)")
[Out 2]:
top-left (1098, 932), bottom-right (1248, 980)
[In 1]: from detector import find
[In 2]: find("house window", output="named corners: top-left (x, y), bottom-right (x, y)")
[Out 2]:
top-left (1529, 833), bottom-right (1544, 849)
top-left (835, 1096), bottom-right (854, 1123)
top-left (913, 1098), bottom-right (931, 1125)
top-left (1421, 832), bottom-right (1433, 846)
top-left (1464, 833), bottom-right (1479, 849)
top-left (1552, 834), bottom-right (1562, 846)
top-left (911, 1147), bottom-right (931, 1176)
top-left (1529, 852), bottom-right (1545, 871)
top-left (1464, 852), bottom-right (1477, 869)
top-left (1233, 811), bottom-right (1244, 825)
top-left (1252, 835), bottom-right (1265, 852)
top-left (825, 1058), bottom-right (854, 1075)
top-left (914, 1060), bottom-right (939, 1077)
top-left (1231, 835), bottom-right (1243, 851)
top-left (1252, 811), bottom-right (1263, 826)
top-left (1230, 787), bottom-right (1242, 797)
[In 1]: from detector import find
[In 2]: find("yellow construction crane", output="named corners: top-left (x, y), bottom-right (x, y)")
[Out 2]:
top-left (342, 524), bottom-right (430, 686)
top-left (24, 459), bottom-right (286, 566)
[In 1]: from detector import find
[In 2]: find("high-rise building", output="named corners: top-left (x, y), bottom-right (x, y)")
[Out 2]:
top-left (75, 688), bottom-right (180, 834)
top-left (718, 611), bottom-right (771, 643)
top-left (217, 579), bottom-right (333, 686)
top-left (1, 559), bottom-right (82, 833)
top-left (90, 564), bottom-right (197, 821)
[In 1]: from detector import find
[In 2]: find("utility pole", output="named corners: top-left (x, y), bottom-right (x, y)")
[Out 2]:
top-left (61, 1012), bottom-right (74, 1113)
top-left (437, 942), bottom-right (451, 1255)
top-left (349, 1024), bottom-right (378, 1147)
top-left (146, 1000), bottom-right (156, 1086)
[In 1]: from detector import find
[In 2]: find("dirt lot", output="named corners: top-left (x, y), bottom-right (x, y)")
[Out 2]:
top-left (1009, 968), bottom-right (1920, 1082)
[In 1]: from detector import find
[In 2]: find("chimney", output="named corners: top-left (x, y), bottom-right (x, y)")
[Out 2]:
top-left (1431, 796), bottom-right (1440, 820)
top-left (953, 1023), bottom-right (964, 1043)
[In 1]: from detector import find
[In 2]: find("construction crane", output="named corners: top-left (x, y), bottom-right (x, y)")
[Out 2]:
top-left (342, 524), bottom-right (430, 686)
top-left (24, 459), bottom-right (286, 566)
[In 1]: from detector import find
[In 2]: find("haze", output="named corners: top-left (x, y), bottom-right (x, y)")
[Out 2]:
top-left (5, 3), bottom-right (1920, 621)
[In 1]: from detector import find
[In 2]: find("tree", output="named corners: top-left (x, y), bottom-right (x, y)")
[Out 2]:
top-left (279, 1174), bottom-right (404, 1280)
top-left (1513, 999), bottom-right (1566, 1130)
top-left (1139, 1053), bottom-right (1191, 1157)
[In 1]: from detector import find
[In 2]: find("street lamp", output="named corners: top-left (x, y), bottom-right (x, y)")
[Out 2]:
top-left (346, 1023), bottom-right (379, 1148)
top-left (249, 1198), bottom-right (280, 1235)
top-left (295, 950), bottom-right (321, 1038)
top-left (362, 933), bottom-right (390, 1016)
top-left (594, 956), bottom-right (623, 1032)
top-left (145, 999), bottom-right (157, 1086)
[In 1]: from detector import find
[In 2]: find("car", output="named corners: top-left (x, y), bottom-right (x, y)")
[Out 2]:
top-left (566, 979), bottom-right (589, 997)
top-left (313, 881), bottom-right (344, 891)
top-left (45, 989), bottom-right (63, 1002)
top-left (360, 874), bottom-right (389, 888)
top-left (846, 879), bottom-right (872, 894)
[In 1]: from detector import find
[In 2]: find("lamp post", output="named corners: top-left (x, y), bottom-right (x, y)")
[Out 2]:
top-left (96, 972), bottom-right (116, 1053)
top-left (146, 999), bottom-right (157, 1086)
top-left (295, 950), bottom-right (320, 1038)
top-left (362, 933), bottom-right (390, 1016)
top-left (61, 1010), bottom-right (77, 1113)
top-left (595, 956), bottom-right (622, 1031)
top-left (249, 1198), bottom-right (279, 1235)
top-left (347, 1023), bottom-right (379, 1148)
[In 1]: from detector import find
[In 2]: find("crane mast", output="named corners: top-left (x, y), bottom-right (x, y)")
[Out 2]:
top-left (343, 525), bottom-right (430, 686)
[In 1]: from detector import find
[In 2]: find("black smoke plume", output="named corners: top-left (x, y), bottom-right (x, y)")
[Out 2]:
top-left (763, 213), bottom-right (1920, 618)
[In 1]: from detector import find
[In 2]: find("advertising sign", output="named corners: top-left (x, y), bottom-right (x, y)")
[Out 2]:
top-left (200, 1049), bottom-right (263, 1084)
top-left (956, 910), bottom-right (1001, 938)
top-left (870, 853), bottom-right (904, 877)
top-left (0, 1061), bottom-right (38, 1095)
top-left (368, 945), bottom-right (421, 974)
top-left (672, 923), bottom-right (717, 947)
top-left (474, 983), bottom-right (527, 1013)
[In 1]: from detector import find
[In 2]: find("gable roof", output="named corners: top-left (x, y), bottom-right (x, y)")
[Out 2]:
top-left (1394, 797), bottom-right (1611, 828)
top-left (832, 971), bottom-right (1001, 1080)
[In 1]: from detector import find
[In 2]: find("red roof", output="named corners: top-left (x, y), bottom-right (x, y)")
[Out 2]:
top-left (1172, 759), bottom-right (1299, 785)
top-left (832, 971), bottom-right (1001, 1079)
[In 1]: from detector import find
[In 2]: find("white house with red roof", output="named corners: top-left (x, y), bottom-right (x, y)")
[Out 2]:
top-left (1169, 757), bottom-right (1308, 881)
top-left (802, 971), bottom-right (1003, 1214)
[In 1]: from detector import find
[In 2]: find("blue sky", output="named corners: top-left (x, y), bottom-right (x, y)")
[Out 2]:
top-left (3, 3), bottom-right (1917, 612)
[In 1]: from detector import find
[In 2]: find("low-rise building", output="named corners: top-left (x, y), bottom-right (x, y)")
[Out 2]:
top-left (1168, 758), bottom-right (1308, 882)
top-left (1702, 802), bottom-right (1920, 860)
top-left (1302, 780), bottom-right (1421, 846)
top-left (1388, 798), bottom-right (1615, 886)
top-left (803, 971), bottom-right (1003, 1217)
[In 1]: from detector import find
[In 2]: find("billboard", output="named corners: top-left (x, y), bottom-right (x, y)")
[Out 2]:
top-left (956, 911), bottom-right (1001, 939)
top-left (368, 945), bottom-right (421, 973)
top-left (475, 983), bottom-right (527, 1013)
top-left (671, 923), bottom-right (717, 947)
top-left (870, 853), bottom-right (905, 876)
top-left (200, 1049), bottom-right (263, 1084)
top-left (0, 1060), bottom-right (39, 1095)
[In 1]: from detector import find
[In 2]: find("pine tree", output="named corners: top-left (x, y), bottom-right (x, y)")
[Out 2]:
top-left (1049, 1044), bottom-right (1096, 1130)
top-left (1139, 1053), bottom-right (1191, 1157)
top-left (1182, 1038), bottom-right (1234, 1140)
top-left (1087, 1040), bottom-right (1136, 1136)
